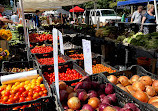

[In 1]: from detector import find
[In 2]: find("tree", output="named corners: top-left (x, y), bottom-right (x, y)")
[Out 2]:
top-left (109, 0), bottom-right (126, 8)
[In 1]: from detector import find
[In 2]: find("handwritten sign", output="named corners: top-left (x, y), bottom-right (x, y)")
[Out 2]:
top-left (53, 28), bottom-right (59, 98)
top-left (82, 39), bottom-right (93, 75)
top-left (59, 31), bottom-right (64, 55)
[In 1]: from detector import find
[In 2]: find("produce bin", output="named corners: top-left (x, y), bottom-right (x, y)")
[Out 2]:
top-left (51, 74), bottom-right (148, 111)
top-left (1, 61), bottom-right (39, 73)
top-left (102, 65), bottom-right (158, 111)
top-left (42, 61), bottom-right (88, 84)
top-left (0, 71), bottom-right (53, 111)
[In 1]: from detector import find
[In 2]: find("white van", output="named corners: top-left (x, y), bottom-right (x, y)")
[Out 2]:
top-left (83, 9), bottom-right (121, 24)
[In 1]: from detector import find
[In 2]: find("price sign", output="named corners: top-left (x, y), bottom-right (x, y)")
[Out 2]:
top-left (82, 39), bottom-right (93, 74)
top-left (53, 28), bottom-right (59, 98)
top-left (59, 31), bottom-right (64, 55)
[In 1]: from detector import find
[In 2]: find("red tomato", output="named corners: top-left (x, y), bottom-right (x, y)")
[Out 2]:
top-left (39, 91), bottom-right (43, 96)
top-left (19, 97), bottom-right (25, 102)
top-left (33, 93), bottom-right (39, 99)
top-left (28, 91), bottom-right (33, 96)
top-left (4, 91), bottom-right (10, 96)
top-left (7, 98), bottom-right (14, 104)
top-left (19, 87), bottom-right (26, 92)
top-left (42, 94), bottom-right (47, 97)
top-left (21, 91), bottom-right (28, 97)
top-left (13, 95), bottom-right (19, 101)
top-left (3, 96), bottom-right (8, 102)
top-left (26, 96), bottom-right (33, 101)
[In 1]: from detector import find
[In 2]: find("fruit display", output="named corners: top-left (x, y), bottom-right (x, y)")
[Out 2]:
top-left (43, 68), bottom-right (83, 84)
top-left (0, 76), bottom-right (47, 106)
top-left (57, 76), bottom-right (140, 111)
top-left (29, 33), bottom-right (53, 43)
top-left (0, 29), bottom-right (12, 41)
top-left (37, 56), bottom-right (66, 65)
top-left (31, 46), bottom-right (53, 54)
top-left (69, 54), bottom-right (84, 60)
top-left (4, 68), bottom-right (33, 73)
top-left (92, 64), bottom-right (116, 74)
top-left (107, 74), bottom-right (158, 108)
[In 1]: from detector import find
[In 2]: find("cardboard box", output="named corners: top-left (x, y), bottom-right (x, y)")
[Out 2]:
top-left (0, 40), bottom-right (9, 50)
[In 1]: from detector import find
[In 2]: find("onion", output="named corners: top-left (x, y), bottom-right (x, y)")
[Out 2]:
top-left (133, 91), bottom-right (149, 103)
top-left (66, 86), bottom-right (74, 94)
top-left (125, 85), bottom-right (135, 95)
top-left (146, 86), bottom-right (156, 97)
top-left (118, 76), bottom-right (131, 86)
top-left (118, 86), bottom-right (129, 93)
top-left (113, 106), bottom-right (121, 111)
top-left (91, 81), bottom-right (99, 89)
top-left (119, 108), bottom-right (131, 111)
top-left (74, 82), bottom-right (83, 91)
top-left (100, 94), bottom-right (106, 102)
top-left (130, 75), bottom-right (140, 84)
top-left (103, 106), bottom-right (116, 111)
top-left (68, 92), bottom-right (77, 100)
top-left (139, 76), bottom-right (153, 86)
top-left (75, 89), bottom-right (86, 95)
top-left (98, 89), bottom-right (104, 95)
top-left (148, 96), bottom-right (158, 104)
top-left (105, 83), bottom-right (114, 94)
top-left (152, 80), bottom-right (158, 93)
top-left (78, 91), bottom-right (88, 101)
top-left (60, 90), bottom-right (68, 101)
top-left (82, 104), bottom-right (94, 111)
top-left (132, 81), bottom-right (145, 91)
top-left (151, 102), bottom-right (158, 108)
top-left (107, 75), bottom-right (118, 85)
top-left (82, 81), bottom-right (92, 90)
top-left (107, 93), bottom-right (117, 103)
top-left (88, 97), bottom-right (100, 109)
top-left (59, 81), bottom-right (67, 90)
top-left (102, 96), bottom-right (111, 105)
top-left (116, 84), bottom-right (123, 88)
top-left (100, 84), bottom-right (106, 91)
top-left (99, 103), bottom-right (109, 111)
top-left (88, 90), bottom-right (98, 98)
top-left (67, 97), bottom-right (81, 110)
top-left (124, 103), bottom-right (138, 111)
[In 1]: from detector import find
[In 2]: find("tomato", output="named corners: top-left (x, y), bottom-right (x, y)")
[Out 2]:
top-left (0, 87), bottom-right (4, 92)
top-left (9, 94), bottom-right (14, 98)
top-left (28, 91), bottom-right (33, 96)
top-left (43, 90), bottom-right (47, 94)
top-left (42, 94), bottom-right (47, 97)
top-left (19, 97), bottom-right (25, 102)
top-left (41, 87), bottom-right (46, 91)
top-left (33, 93), bottom-right (39, 99)
top-left (3, 96), bottom-right (8, 102)
top-left (21, 91), bottom-right (28, 97)
top-left (15, 92), bottom-right (21, 96)
top-left (11, 89), bottom-right (18, 94)
top-left (7, 98), bottom-right (14, 104)
top-left (13, 95), bottom-right (19, 101)
top-left (26, 96), bottom-right (33, 101)
top-left (4, 91), bottom-right (10, 96)
top-left (19, 87), bottom-right (26, 92)
top-left (39, 91), bottom-right (43, 96)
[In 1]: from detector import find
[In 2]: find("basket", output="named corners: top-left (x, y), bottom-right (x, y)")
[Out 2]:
top-left (42, 61), bottom-right (88, 84)
top-left (1, 61), bottom-right (39, 73)
top-left (102, 65), bottom-right (158, 111)
top-left (51, 74), bottom-right (147, 111)
top-left (0, 71), bottom-right (53, 111)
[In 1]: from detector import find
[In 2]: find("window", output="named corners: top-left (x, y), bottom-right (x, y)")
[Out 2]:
top-left (91, 11), bottom-right (94, 16)
top-left (96, 11), bottom-right (100, 16)
top-left (101, 10), bottom-right (116, 16)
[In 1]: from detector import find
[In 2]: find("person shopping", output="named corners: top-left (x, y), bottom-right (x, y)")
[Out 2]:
top-left (131, 6), bottom-right (143, 23)
top-left (141, 4), bottom-right (156, 34)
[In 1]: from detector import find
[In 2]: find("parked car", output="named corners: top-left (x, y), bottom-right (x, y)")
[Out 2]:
top-left (83, 9), bottom-right (121, 25)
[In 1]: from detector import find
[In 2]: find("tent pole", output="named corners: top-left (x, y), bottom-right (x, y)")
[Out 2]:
top-left (72, 5), bottom-right (75, 23)
top-left (131, 5), bottom-right (133, 14)
top-left (94, 0), bottom-right (97, 24)
top-left (154, 0), bottom-right (158, 25)
top-left (19, 0), bottom-right (28, 45)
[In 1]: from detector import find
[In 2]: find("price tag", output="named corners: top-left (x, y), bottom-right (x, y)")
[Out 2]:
top-left (59, 31), bottom-right (64, 55)
top-left (82, 39), bottom-right (93, 74)
top-left (53, 28), bottom-right (59, 98)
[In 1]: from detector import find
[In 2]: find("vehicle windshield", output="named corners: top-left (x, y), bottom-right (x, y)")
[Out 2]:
top-left (101, 10), bottom-right (116, 16)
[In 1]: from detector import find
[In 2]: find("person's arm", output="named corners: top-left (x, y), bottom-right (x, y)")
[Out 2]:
top-left (0, 17), bottom-right (14, 24)
top-left (140, 16), bottom-right (146, 31)
top-left (131, 12), bottom-right (135, 23)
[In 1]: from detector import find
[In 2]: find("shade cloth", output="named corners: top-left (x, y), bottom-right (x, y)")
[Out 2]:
top-left (22, 0), bottom-right (92, 11)
top-left (69, 6), bottom-right (84, 12)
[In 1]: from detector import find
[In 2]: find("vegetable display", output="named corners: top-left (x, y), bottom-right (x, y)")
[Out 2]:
top-left (69, 54), bottom-right (84, 60)
top-left (4, 68), bottom-right (33, 73)
top-left (31, 46), bottom-right (53, 54)
top-left (58, 76), bottom-right (140, 111)
top-left (107, 75), bottom-right (158, 108)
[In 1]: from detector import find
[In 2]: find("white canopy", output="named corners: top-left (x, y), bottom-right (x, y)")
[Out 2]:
top-left (23, 0), bottom-right (93, 11)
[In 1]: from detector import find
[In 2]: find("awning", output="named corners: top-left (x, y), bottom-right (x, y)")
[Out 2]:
top-left (69, 6), bottom-right (84, 12)
top-left (23, 0), bottom-right (93, 11)
top-left (117, 0), bottom-right (158, 6)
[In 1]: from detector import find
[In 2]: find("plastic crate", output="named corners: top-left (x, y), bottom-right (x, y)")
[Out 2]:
top-left (1, 61), bottom-right (39, 73)
top-left (0, 71), bottom-right (53, 111)
top-left (42, 61), bottom-right (88, 85)
top-left (51, 74), bottom-right (147, 111)
top-left (102, 65), bottom-right (158, 111)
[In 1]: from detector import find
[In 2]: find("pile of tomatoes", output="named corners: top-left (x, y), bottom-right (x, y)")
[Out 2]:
top-left (37, 57), bottom-right (66, 65)
top-left (29, 34), bottom-right (53, 43)
top-left (0, 76), bottom-right (47, 105)
top-left (43, 68), bottom-right (83, 84)
top-left (92, 64), bottom-right (116, 74)
top-left (69, 54), bottom-right (84, 60)
top-left (31, 46), bottom-right (53, 54)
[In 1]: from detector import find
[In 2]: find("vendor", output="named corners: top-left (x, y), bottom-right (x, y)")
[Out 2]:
top-left (141, 4), bottom-right (156, 34)
top-left (33, 10), bottom-right (41, 27)
top-left (0, 4), bottom-right (16, 28)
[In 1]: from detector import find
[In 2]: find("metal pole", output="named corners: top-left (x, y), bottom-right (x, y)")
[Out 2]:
top-left (154, 0), bottom-right (158, 24)
top-left (19, 0), bottom-right (28, 44)
top-left (72, 5), bottom-right (75, 22)
top-left (14, 0), bottom-right (16, 12)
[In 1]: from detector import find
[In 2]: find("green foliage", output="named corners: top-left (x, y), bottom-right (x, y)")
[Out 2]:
top-left (109, 0), bottom-right (126, 8)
